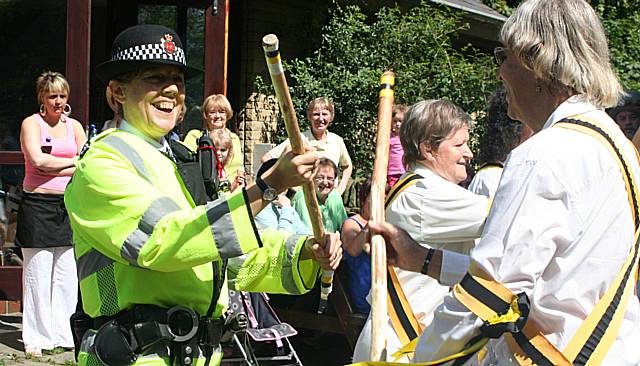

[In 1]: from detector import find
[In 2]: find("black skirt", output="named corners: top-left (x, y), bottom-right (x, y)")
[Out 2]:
top-left (16, 192), bottom-right (73, 248)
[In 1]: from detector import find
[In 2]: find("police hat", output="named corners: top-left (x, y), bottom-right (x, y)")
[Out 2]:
top-left (95, 24), bottom-right (202, 83)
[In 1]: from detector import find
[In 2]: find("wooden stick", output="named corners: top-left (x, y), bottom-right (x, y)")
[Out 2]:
top-left (370, 71), bottom-right (395, 361)
top-left (262, 34), bottom-right (334, 313)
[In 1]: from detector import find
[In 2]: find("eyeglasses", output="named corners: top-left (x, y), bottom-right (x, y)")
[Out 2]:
top-left (494, 47), bottom-right (507, 66)
top-left (315, 175), bottom-right (335, 183)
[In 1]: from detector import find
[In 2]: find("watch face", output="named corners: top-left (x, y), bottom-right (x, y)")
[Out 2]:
top-left (263, 188), bottom-right (278, 201)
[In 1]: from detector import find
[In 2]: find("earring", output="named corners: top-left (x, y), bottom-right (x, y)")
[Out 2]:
top-left (39, 104), bottom-right (46, 117)
top-left (63, 104), bottom-right (72, 116)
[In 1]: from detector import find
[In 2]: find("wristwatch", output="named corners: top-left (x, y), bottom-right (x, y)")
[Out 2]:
top-left (256, 173), bottom-right (278, 201)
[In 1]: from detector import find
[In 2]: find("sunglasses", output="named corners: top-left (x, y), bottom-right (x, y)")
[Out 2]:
top-left (494, 47), bottom-right (507, 66)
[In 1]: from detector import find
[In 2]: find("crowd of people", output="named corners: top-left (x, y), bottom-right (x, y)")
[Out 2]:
top-left (7, 0), bottom-right (640, 365)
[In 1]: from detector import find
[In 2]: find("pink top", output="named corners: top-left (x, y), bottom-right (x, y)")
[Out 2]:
top-left (387, 133), bottom-right (406, 176)
top-left (23, 114), bottom-right (78, 192)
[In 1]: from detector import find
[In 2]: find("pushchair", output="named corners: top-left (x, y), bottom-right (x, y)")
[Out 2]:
top-left (221, 290), bottom-right (303, 365)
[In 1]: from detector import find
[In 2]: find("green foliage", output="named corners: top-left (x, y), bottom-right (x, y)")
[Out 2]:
top-left (603, 14), bottom-right (640, 91)
top-left (256, 2), bottom-right (498, 175)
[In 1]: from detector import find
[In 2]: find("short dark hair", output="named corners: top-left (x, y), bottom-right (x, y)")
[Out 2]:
top-left (477, 86), bottom-right (525, 165)
top-left (318, 158), bottom-right (338, 177)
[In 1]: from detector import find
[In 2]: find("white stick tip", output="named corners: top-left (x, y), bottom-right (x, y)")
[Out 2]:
top-left (262, 34), bottom-right (279, 51)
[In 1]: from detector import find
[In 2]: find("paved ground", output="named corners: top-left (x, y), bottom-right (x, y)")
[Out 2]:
top-left (0, 314), bottom-right (75, 366)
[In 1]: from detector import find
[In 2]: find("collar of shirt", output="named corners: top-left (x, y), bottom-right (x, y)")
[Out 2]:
top-left (119, 119), bottom-right (173, 155)
top-left (542, 95), bottom-right (601, 130)
top-left (409, 163), bottom-right (453, 185)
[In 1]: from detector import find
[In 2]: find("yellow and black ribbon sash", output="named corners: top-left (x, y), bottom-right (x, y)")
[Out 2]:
top-left (555, 116), bottom-right (640, 366)
top-left (453, 115), bottom-right (640, 366)
top-left (385, 172), bottom-right (422, 210)
top-left (382, 171), bottom-right (424, 358)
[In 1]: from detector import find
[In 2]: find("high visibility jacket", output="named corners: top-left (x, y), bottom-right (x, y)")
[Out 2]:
top-left (65, 128), bottom-right (320, 320)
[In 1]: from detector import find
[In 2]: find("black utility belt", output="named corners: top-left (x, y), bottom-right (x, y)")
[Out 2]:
top-left (92, 304), bottom-right (224, 366)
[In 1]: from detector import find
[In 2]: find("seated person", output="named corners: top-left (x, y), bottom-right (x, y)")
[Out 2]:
top-left (340, 177), bottom-right (373, 314)
top-left (254, 159), bottom-right (311, 235)
top-left (292, 158), bottom-right (348, 234)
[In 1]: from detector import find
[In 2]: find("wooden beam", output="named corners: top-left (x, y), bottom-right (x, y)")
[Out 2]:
top-left (66, 0), bottom-right (92, 127)
top-left (204, 0), bottom-right (229, 96)
top-left (0, 152), bottom-right (24, 165)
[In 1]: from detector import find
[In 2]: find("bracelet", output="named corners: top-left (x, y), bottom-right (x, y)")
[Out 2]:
top-left (420, 248), bottom-right (435, 275)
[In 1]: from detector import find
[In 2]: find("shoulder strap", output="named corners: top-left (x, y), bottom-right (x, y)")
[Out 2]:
top-left (383, 172), bottom-right (425, 359)
top-left (385, 172), bottom-right (422, 210)
top-left (450, 115), bottom-right (640, 366)
top-left (554, 116), bottom-right (640, 364)
top-left (477, 161), bottom-right (504, 171)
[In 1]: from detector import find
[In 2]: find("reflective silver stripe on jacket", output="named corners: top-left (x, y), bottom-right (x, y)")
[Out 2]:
top-left (204, 199), bottom-right (244, 259)
top-left (121, 196), bottom-right (181, 266)
top-left (281, 234), bottom-right (305, 293)
top-left (77, 249), bottom-right (115, 281)
top-left (101, 134), bottom-right (153, 183)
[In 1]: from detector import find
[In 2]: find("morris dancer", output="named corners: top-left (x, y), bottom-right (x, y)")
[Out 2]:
top-left (370, 0), bottom-right (640, 364)
top-left (353, 99), bottom-right (490, 362)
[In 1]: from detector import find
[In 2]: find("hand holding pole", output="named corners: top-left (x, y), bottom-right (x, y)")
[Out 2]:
top-left (262, 34), bottom-right (333, 314)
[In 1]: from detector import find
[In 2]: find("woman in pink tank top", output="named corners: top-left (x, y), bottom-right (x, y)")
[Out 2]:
top-left (17, 71), bottom-right (86, 357)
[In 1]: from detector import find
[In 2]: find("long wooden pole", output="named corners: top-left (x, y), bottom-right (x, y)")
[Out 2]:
top-left (370, 71), bottom-right (395, 361)
top-left (262, 34), bottom-right (334, 313)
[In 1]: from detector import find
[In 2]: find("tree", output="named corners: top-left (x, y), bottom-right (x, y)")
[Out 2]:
top-left (257, 1), bottom-right (498, 175)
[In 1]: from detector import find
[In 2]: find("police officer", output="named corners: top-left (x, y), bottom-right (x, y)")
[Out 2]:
top-left (64, 24), bottom-right (342, 366)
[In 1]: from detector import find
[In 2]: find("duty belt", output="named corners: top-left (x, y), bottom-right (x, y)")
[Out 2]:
top-left (92, 304), bottom-right (224, 366)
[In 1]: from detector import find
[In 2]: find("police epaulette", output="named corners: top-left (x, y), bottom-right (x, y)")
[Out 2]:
top-left (79, 128), bottom-right (118, 159)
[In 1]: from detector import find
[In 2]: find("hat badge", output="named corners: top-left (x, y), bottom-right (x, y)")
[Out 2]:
top-left (161, 34), bottom-right (176, 54)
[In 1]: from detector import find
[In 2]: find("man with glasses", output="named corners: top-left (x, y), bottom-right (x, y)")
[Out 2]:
top-left (292, 158), bottom-right (348, 233)
top-left (607, 91), bottom-right (640, 139)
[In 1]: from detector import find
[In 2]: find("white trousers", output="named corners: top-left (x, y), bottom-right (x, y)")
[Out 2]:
top-left (22, 247), bottom-right (77, 350)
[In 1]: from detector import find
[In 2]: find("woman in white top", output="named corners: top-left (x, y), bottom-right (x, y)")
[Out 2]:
top-left (352, 99), bottom-right (490, 362)
top-left (370, 0), bottom-right (640, 364)
top-left (262, 97), bottom-right (353, 194)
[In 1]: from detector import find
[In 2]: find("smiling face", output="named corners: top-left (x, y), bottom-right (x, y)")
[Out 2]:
top-left (113, 66), bottom-right (185, 140)
top-left (206, 109), bottom-right (227, 130)
top-left (315, 164), bottom-right (336, 202)
top-left (423, 125), bottom-right (472, 184)
top-left (309, 106), bottom-right (333, 139)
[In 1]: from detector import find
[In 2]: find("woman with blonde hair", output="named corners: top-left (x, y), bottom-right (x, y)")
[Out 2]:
top-left (370, 0), bottom-right (640, 364)
top-left (209, 128), bottom-right (245, 193)
top-left (262, 97), bottom-right (353, 194)
top-left (183, 94), bottom-right (243, 180)
top-left (18, 71), bottom-right (86, 357)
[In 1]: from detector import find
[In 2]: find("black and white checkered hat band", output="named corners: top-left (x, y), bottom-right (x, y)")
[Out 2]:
top-left (112, 43), bottom-right (186, 65)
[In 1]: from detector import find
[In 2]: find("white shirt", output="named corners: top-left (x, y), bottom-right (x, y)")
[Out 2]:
top-left (468, 166), bottom-right (503, 199)
top-left (267, 129), bottom-right (352, 169)
top-left (415, 96), bottom-right (640, 365)
top-left (352, 165), bottom-right (488, 362)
